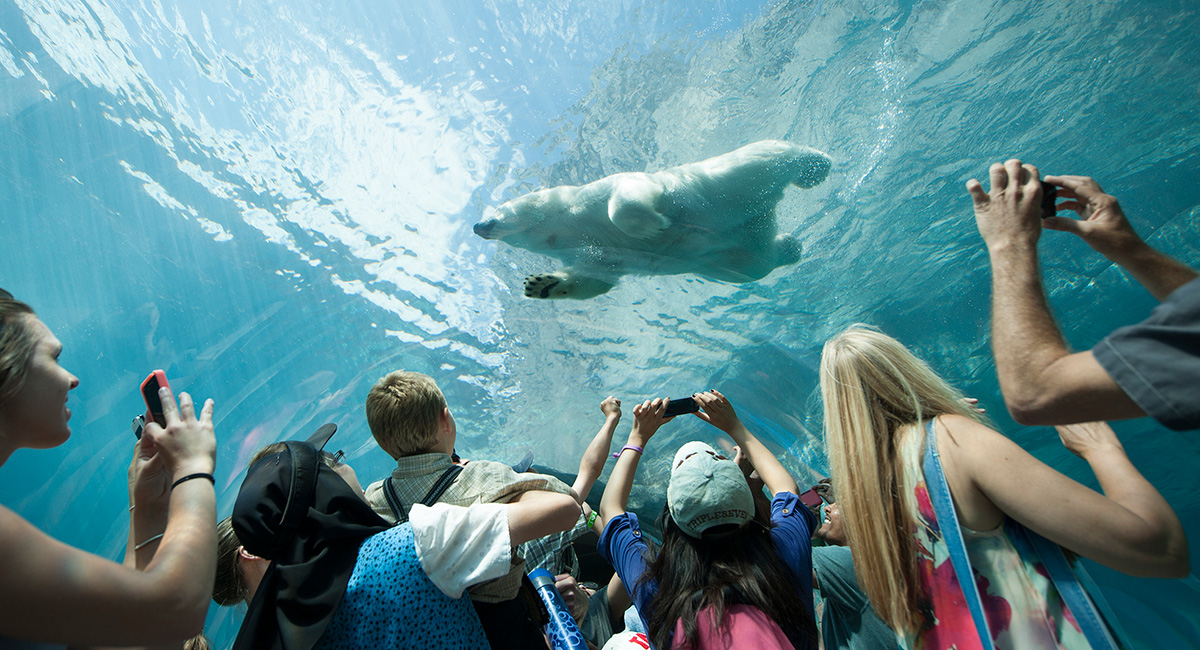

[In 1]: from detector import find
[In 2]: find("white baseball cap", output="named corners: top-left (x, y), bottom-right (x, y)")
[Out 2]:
top-left (667, 441), bottom-right (754, 538)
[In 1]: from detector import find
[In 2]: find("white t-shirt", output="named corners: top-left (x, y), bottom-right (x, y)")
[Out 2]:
top-left (408, 501), bottom-right (512, 598)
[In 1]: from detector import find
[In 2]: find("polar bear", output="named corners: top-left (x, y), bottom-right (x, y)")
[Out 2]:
top-left (472, 140), bottom-right (832, 299)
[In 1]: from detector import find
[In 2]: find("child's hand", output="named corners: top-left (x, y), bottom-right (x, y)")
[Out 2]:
top-left (600, 396), bottom-right (622, 419)
top-left (630, 398), bottom-right (672, 445)
top-left (693, 389), bottom-right (741, 433)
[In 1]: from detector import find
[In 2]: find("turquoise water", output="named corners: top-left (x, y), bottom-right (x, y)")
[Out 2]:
top-left (2, 0), bottom-right (1198, 647)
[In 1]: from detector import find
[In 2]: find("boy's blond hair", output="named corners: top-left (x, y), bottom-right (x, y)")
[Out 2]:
top-left (366, 371), bottom-right (447, 458)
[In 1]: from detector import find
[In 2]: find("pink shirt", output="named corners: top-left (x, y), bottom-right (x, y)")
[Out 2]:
top-left (670, 604), bottom-right (796, 650)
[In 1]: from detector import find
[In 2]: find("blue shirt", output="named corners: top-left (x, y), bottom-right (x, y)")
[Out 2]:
top-left (598, 492), bottom-right (818, 649)
top-left (313, 524), bottom-right (490, 650)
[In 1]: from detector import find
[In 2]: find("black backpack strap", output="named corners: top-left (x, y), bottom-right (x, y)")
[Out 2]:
top-left (383, 464), bottom-right (464, 524)
top-left (383, 476), bottom-right (409, 523)
top-left (421, 464), bottom-right (464, 506)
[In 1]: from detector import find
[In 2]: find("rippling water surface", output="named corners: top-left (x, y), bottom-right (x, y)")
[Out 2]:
top-left (2, 0), bottom-right (1199, 646)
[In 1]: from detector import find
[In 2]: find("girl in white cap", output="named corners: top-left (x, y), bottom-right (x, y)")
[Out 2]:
top-left (596, 390), bottom-right (819, 650)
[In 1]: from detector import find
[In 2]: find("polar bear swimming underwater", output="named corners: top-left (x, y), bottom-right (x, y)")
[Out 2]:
top-left (472, 140), bottom-right (832, 299)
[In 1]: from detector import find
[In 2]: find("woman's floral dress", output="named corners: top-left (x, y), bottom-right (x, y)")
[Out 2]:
top-left (895, 420), bottom-right (1094, 650)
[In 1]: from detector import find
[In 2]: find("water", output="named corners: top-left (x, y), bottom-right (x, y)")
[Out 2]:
top-left (2, 0), bottom-right (1199, 647)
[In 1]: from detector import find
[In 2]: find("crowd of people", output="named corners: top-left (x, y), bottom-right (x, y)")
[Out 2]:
top-left (0, 163), bottom-right (1194, 650)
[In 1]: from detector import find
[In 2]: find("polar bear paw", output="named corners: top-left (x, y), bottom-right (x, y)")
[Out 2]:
top-left (790, 148), bottom-right (832, 189)
top-left (524, 272), bottom-right (572, 299)
top-left (523, 271), bottom-right (615, 300)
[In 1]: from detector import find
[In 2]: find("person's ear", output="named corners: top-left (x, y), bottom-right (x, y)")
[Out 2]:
top-left (237, 546), bottom-right (261, 563)
top-left (441, 407), bottom-right (456, 435)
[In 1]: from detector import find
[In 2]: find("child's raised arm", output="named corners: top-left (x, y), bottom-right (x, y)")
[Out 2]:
top-left (571, 396), bottom-right (622, 504)
top-left (597, 398), bottom-right (671, 532)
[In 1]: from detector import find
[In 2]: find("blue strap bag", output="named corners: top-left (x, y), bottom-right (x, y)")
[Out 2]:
top-left (920, 419), bottom-right (1125, 650)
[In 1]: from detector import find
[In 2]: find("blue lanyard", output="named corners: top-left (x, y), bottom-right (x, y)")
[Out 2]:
top-left (921, 419), bottom-right (1121, 650)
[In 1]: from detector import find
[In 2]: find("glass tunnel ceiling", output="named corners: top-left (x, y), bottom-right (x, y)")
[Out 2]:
top-left (1, 0), bottom-right (1199, 647)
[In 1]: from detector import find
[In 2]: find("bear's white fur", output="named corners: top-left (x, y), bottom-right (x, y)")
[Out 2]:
top-left (473, 140), bottom-right (832, 299)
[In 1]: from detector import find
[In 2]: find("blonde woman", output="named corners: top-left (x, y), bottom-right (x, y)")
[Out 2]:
top-left (820, 326), bottom-right (1188, 650)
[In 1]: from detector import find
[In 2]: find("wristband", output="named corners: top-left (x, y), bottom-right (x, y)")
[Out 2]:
top-left (171, 472), bottom-right (215, 490)
top-left (610, 445), bottom-right (643, 459)
top-left (134, 533), bottom-right (164, 551)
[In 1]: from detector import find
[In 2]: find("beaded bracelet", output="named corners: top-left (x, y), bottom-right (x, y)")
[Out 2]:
top-left (610, 445), bottom-right (643, 460)
top-left (171, 473), bottom-right (215, 490)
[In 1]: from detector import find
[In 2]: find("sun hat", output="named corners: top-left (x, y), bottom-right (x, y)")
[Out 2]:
top-left (667, 441), bottom-right (754, 538)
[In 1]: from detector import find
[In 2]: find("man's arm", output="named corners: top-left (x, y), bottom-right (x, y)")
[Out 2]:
top-left (968, 160), bottom-right (1145, 425)
top-left (1042, 175), bottom-right (1197, 301)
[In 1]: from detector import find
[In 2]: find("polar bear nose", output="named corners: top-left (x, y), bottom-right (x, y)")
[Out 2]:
top-left (473, 219), bottom-right (497, 239)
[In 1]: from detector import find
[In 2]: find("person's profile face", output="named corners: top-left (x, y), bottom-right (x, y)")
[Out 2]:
top-left (816, 502), bottom-right (847, 546)
top-left (0, 316), bottom-right (79, 449)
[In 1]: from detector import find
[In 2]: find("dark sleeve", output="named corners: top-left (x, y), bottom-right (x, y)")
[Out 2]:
top-left (597, 512), bottom-right (657, 633)
top-left (769, 492), bottom-right (817, 614)
top-left (1093, 277), bottom-right (1200, 431)
top-left (812, 546), bottom-right (868, 611)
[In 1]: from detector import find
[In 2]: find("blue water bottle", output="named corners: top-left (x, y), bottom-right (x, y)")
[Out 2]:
top-left (529, 568), bottom-right (589, 650)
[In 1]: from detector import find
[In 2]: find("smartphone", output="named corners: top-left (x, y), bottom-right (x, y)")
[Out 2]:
top-left (131, 414), bottom-right (146, 440)
top-left (799, 487), bottom-right (823, 509)
top-left (663, 396), bottom-right (699, 417)
top-left (140, 370), bottom-right (170, 427)
top-left (1040, 180), bottom-right (1057, 219)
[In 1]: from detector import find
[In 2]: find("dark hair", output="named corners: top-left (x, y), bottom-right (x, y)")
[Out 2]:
top-left (0, 288), bottom-right (37, 404)
top-left (641, 500), bottom-right (818, 650)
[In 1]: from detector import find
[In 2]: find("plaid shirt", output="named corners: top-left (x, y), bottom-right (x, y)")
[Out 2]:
top-left (519, 511), bottom-right (589, 575)
top-left (364, 452), bottom-right (574, 602)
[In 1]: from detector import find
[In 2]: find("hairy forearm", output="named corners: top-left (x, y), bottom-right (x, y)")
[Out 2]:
top-left (988, 243), bottom-right (1072, 415)
top-left (1108, 242), bottom-right (1198, 301)
top-left (573, 414), bottom-right (620, 503)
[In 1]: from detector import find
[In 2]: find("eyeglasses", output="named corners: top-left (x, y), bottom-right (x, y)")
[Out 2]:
top-left (320, 449), bottom-right (346, 467)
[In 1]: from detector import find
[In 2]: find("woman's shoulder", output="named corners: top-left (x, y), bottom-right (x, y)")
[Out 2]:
top-left (933, 413), bottom-right (1012, 457)
top-left (929, 412), bottom-right (987, 431)
top-left (0, 506), bottom-right (54, 563)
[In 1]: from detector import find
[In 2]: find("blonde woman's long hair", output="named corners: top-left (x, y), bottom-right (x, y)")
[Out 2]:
top-left (820, 326), bottom-right (987, 634)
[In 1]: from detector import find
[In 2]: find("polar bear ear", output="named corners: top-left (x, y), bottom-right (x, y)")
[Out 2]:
top-left (608, 175), bottom-right (670, 240)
